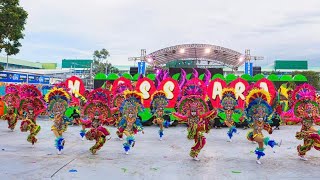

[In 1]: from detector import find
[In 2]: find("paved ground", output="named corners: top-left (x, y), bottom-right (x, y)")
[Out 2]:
top-left (0, 119), bottom-right (319, 180)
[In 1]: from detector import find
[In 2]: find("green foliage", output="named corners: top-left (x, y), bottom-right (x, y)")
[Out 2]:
top-left (92, 48), bottom-right (119, 75)
top-left (106, 73), bottom-right (119, 81)
top-left (122, 73), bottom-right (133, 80)
top-left (147, 74), bottom-right (156, 81)
top-left (172, 73), bottom-right (180, 80)
top-left (279, 75), bottom-right (293, 82)
top-left (0, 0), bottom-right (28, 57)
top-left (267, 74), bottom-right (279, 81)
top-left (211, 73), bottom-right (225, 80)
top-left (94, 73), bottom-right (107, 80)
top-left (225, 74), bottom-right (237, 83)
top-left (0, 65), bottom-right (4, 71)
top-left (186, 73), bottom-right (192, 80)
top-left (292, 71), bottom-right (320, 89)
top-left (133, 74), bottom-right (140, 81)
top-left (198, 74), bottom-right (205, 80)
top-left (241, 74), bottom-right (253, 81)
top-left (293, 74), bottom-right (307, 82)
top-left (253, 74), bottom-right (264, 81)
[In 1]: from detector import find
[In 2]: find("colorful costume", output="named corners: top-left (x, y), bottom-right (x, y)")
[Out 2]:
top-left (45, 87), bottom-right (71, 154)
top-left (292, 84), bottom-right (320, 161)
top-left (245, 89), bottom-right (281, 164)
top-left (218, 88), bottom-right (242, 142)
top-left (117, 91), bottom-right (144, 154)
top-left (2, 84), bottom-right (20, 131)
top-left (151, 91), bottom-right (171, 140)
top-left (19, 85), bottom-right (46, 145)
top-left (174, 95), bottom-right (216, 160)
top-left (110, 82), bottom-right (132, 126)
top-left (81, 88), bottom-right (112, 154)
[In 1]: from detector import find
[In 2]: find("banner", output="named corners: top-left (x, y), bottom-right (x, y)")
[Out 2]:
top-left (0, 72), bottom-right (27, 83)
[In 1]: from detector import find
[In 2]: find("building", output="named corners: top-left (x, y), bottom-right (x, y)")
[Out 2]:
top-left (0, 56), bottom-right (43, 69)
top-left (0, 56), bottom-right (58, 70)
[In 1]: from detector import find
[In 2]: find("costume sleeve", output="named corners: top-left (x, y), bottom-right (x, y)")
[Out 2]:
top-left (134, 118), bottom-right (143, 131)
top-left (172, 112), bottom-right (187, 121)
top-left (118, 117), bottom-right (126, 128)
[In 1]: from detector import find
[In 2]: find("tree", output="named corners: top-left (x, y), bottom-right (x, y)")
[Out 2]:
top-left (292, 71), bottom-right (320, 90)
top-left (92, 48), bottom-right (119, 75)
top-left (93, 48), bottom-right (110, 75)
top-left (0, 0), bottom-right (28, 67)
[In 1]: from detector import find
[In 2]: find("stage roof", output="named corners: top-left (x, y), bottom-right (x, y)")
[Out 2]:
top-left (147, 44), bottom-right (244, 69)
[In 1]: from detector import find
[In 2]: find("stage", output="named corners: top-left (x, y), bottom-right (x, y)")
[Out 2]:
top-left (0, 119), bottom-right (319, 180)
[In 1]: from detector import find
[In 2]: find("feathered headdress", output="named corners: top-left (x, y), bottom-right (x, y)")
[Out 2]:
top-left (150, 91), bottom-right (168, 112)
top-left (245, 89), bottom-right (272, 121)
top-left (82, 101), bottom-right (111, 120)
top-left (119, 91), bottom-right (143, 114)
top-left (20, 84), bottom-right (42, 98)
top-left (3, 93), bottom-right (20, 108)
top-left (111, 93), bottom-right (125, 108)
top-left (292, 83), bottom-right (316, 102)
top-left (181, 79), bottom-right (205, 96)
top-left (221, 88), bottom-right (237, 109)
top-left (86, 88), bottom-right (110, 104)
top-left (292, 84), bottom-right (319, 119)
top-left (5, 84), bottom-right (20, 94)
top-left (3, 84), bottom-right (20, 108)
top-left (19, 84), bottom-right (45, 115)
top-left (45, 87), bottom-right (71, 113)
top-left (177, 95), bottom-right (208, 116)
top-left (19, 98), bottom-right (46, 115)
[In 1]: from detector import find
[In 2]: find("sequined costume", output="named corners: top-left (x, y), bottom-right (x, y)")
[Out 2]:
top-left (292, 84), bottom-right (320, 160)
top-left (45, 87), bottom-right (71, 154)
top-left (174, 78), bottom-right (216, 160)
top-left (110, 82), bottom-right (132, 126)
top-left (2, 84), bottom-right (20, 131)
top-left (19, 85), bottom-right (46, 145)
top-left (173, 95), bottom-right (216, 160)
top-left (81, 88), bottom-right (112, 154)
top-left (245, 89), bottom-right (281, 164)
top-left (150, 91), bottom-right (170, 140)
top-left (117, 91), bottom-right (144, 154)
top-left (218, 88), bottom-right (242, 141)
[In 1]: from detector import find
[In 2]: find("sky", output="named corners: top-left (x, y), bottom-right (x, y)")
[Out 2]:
top-left (3, 0), bottom-right (320, 67)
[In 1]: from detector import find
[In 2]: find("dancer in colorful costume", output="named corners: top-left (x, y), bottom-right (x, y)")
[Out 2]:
top-left (174, 78), bottom-right (216, 160)
top-left (2, 84), bottom-right (20, 131)
top-left (292, 84), bottom-right (320, 161)
top-left (110, 82), bottom-right (132, 126)
top-left (111, 93), bottom-right (125, 126)
top-left (150, 91), bottom-right (171, 140)
top-left (174, 95), bottom-right (216, 161)
top-left (45, 87), bottom-right (71, 154)
top-left (246, 88), bottom-right (281, 164)
top-left (19, 85), bottom-right (46, 145)
top-left (218, 88), bottom-right (242, 142)
top-left (81, 88), bottom-right (112, 154)
top-left (117, 91), bottom-right (144, 154)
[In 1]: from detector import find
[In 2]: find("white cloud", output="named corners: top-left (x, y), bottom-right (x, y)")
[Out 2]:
top-left (13, 0), bottom-right (320, 66)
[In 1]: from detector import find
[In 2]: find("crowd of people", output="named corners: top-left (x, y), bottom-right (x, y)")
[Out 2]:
top-left (1, 76), bottom-right (319, 165)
